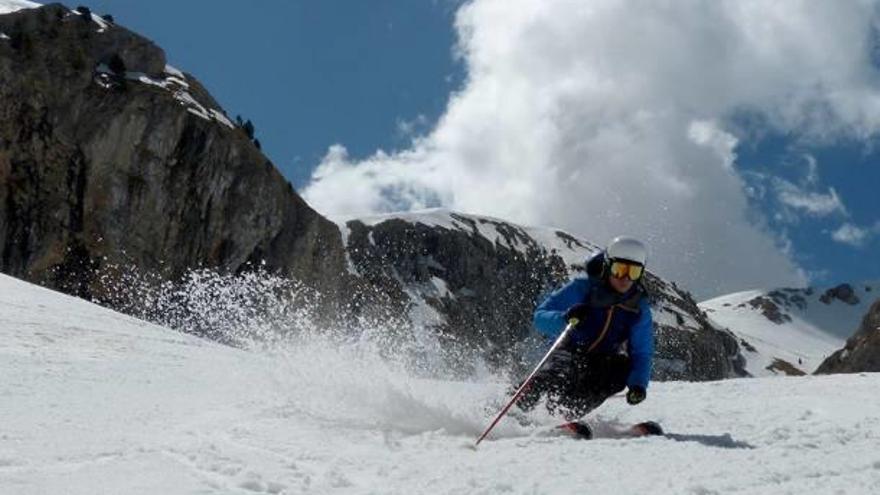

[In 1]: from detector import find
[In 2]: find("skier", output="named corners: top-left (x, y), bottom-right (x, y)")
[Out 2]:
top-left (517, 236), bottom-right (654, 428)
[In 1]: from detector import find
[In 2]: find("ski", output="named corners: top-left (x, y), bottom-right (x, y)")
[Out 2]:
top-left (555, 420), bottom-right (664, 440)
top-left (631, 420), bottom-right (664, 437)
top-left (557, 421), bottom-right (594, 439)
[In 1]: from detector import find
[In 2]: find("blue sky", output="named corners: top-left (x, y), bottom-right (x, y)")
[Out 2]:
top-left (85, 0), bottom-right (465, 187)
top-left (81, 1), bottom-right (878, 297)
top-left (736, 133), bottom-right (880, 285)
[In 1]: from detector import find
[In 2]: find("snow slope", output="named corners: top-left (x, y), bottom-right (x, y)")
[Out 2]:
top-left (701, 284), bottom-right (878, 376)
top-left (2, 272), bottom-right (880, 494)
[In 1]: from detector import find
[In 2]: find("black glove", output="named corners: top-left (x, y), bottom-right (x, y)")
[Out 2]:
top-left (564, 303), bottom-right (591, 323)
top-left (626, 386), bottom-right (646, 405)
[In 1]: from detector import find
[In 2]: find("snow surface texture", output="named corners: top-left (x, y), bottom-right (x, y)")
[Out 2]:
top-left (2, 273), bottom-right (880, 494)
top-left (701, 284), bottom-right (878, 376)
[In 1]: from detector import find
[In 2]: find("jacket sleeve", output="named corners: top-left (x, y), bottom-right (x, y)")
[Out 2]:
top-left (533, 278), bottom-right (589, 339)
top-left (626, 299), bottom-right (654, 389)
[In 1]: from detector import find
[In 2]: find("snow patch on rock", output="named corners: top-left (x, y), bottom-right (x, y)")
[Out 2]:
top-left (92, 64), bottom-right (234, 130)
top-left (0, 0), bottom-right (40, 15)
top-left (700, 282), bottom-right (879, 376)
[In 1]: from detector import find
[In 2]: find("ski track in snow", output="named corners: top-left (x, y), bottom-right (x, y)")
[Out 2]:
top-left (1, 273), bottom-right (879, 494)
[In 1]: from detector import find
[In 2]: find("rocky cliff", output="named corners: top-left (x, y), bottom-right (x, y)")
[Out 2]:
top-left (0, 4), bottom-right (348, 303)
top-left (816, 299), bottom-right (880, 373)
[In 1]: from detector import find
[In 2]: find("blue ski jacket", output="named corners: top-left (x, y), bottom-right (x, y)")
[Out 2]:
top-left (533, 277), bottom-right (654, 389)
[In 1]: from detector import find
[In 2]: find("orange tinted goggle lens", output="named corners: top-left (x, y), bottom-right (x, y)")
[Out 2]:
top-left (609, 261), bottom-right (643, 280)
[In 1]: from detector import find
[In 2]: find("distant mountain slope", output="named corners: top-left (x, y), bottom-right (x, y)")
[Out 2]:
top-left (341, 208), bottom-right (745, 381)
top-left (700, 283), bottom-right (878, 376)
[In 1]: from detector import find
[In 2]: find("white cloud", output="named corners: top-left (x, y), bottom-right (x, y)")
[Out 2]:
top-left (774, 180), bottom-right (847, 217)
top-left (831, 223), bottom-right (869, 247)
top-left (396, 114), bottom-right (430, 138)
top-left (303, 0), bottom-right (880, 297)
top-left (830, 221), bottom-right (880, 247)
top-left (804, 154), bottom-right (819, 185)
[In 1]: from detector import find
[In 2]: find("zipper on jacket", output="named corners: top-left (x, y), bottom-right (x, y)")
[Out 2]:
top-left (586, 307), bottom-right (615, 353)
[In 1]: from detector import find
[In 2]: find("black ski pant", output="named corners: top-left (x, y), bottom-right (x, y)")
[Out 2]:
top-left (515, 349), bottom-right (630, 420)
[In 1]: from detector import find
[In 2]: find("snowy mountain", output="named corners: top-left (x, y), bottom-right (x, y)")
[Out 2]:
top-left (700, 283), bottom-right (878, 376)
top-left (3, 272), bottom-right (880, 494)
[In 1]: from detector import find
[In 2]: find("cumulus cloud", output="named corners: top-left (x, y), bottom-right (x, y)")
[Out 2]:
top-left (303, 0), bottom-right (880, 297)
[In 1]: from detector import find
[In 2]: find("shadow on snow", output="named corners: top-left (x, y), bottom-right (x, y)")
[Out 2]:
top-left (663, 432), bottom-right (755, 449)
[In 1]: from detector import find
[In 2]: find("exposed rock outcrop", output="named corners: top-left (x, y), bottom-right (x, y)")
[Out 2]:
top-left (819, 283), bottom-right (860, 306)
top-left (745, 296), bottom-right (792, 324)
top-left (0, 4), bottom-right (348, 304)
top-left (816, 299), bottom-right (880, 373)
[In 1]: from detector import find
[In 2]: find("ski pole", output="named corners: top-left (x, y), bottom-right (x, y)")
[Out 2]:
top-left (474, 318), bottom-right (578, 446)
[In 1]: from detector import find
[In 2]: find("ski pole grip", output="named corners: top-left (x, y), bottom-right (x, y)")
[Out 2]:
top-left (567, 317), bottom-right (579, 326)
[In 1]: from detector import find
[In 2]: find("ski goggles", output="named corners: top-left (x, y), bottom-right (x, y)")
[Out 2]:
top-left (609, 260), bottom-right (644, 281)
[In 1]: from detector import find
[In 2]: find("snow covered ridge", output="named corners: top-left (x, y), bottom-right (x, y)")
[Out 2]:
top-left (94, 62), bottom-right (235, 129)
top-left (4, 272), bottom-right (880, 493)
top-left (0, 0), bottom-right (40, 15)
top-left (700, 282), bottom-right (879, 377)
top-left (349, 208), bottom-right (602, 269)
top-left (0, 0), bottom-right (38, 41)
top-left (1, 2), bottom-right (106, 31)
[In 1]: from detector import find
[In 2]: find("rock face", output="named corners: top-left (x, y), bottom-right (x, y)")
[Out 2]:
top-left (744, 296), bottom-right (792, 324)
top-left (644, 275), bottom-right (745, 381)
top-left (819, 283), bottom-right (860, 306)
top-left (343, 211), bottom-right (745, 381)
top-left (816, 299), bottom-right (880, 373)
top-left (0, 4), bottom-right (348, 302)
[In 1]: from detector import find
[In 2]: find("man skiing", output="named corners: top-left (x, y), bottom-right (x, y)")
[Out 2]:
top-left (517, 236), bottom-right (654, 427)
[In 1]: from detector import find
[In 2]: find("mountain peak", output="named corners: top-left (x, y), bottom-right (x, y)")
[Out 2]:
top-left (700, 282), bottom-right (878, 376)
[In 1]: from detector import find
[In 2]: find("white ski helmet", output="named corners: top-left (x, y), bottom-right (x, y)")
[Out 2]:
top-left (606, 236), bottom-right (648, 266)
